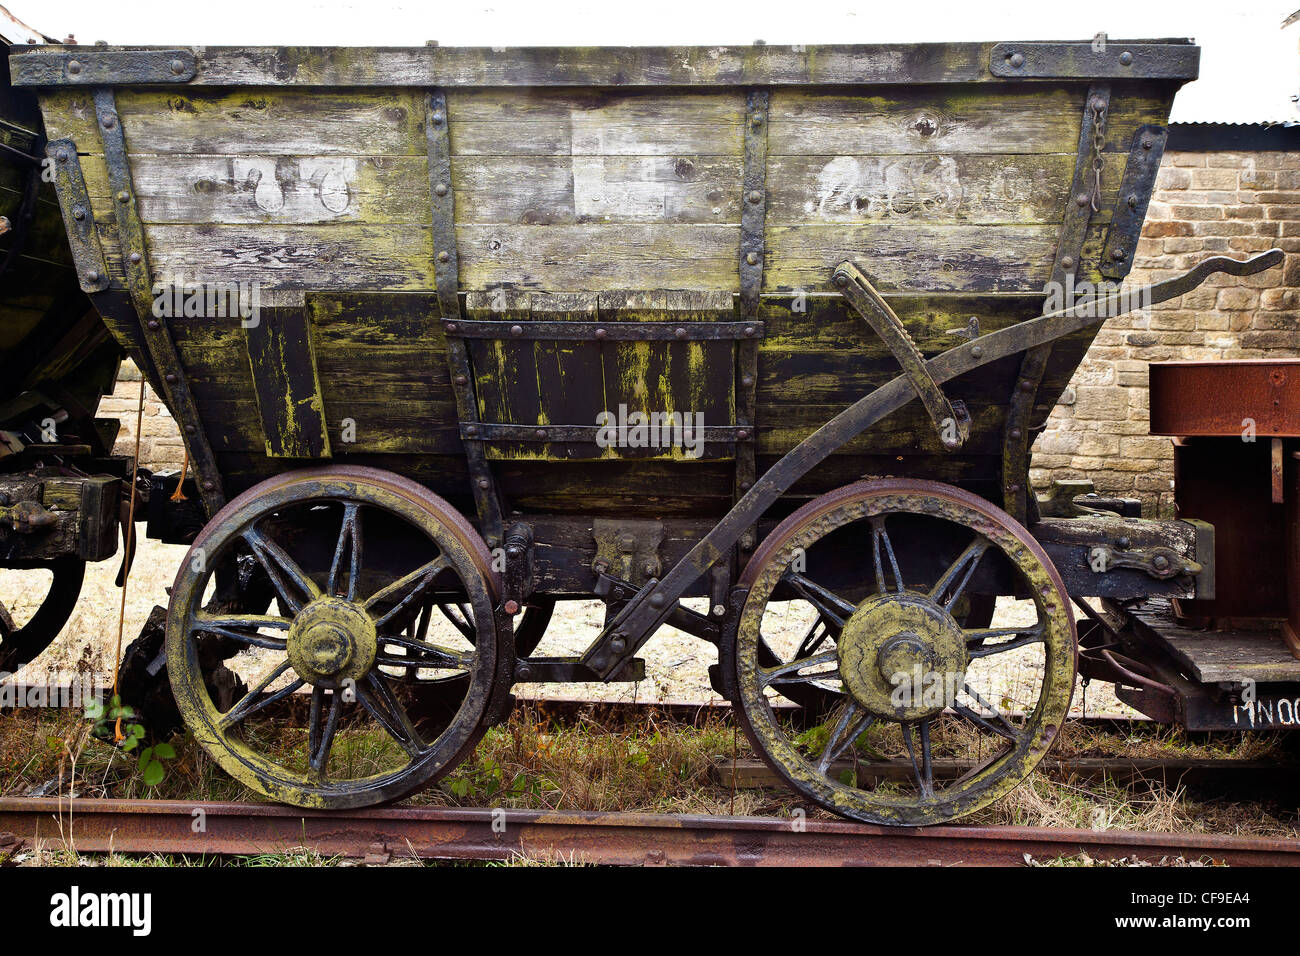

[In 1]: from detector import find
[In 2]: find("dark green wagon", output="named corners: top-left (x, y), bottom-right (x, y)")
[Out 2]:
top-left (13, 37), bottom-right (1282, 823)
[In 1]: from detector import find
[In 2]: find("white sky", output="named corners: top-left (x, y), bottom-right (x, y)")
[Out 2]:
top-left (8, 0), bottom-right (1298, 123)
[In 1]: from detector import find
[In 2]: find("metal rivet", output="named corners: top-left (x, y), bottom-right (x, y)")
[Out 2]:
top-left (454, 374), bottom-right (468, 386)
top-left (1119, 51), bottom-right (1133, 66)
top-left (1117, 536), bottom-right (1131, 550)
top-left (594, 328), bottom-right (607, 340)
top-left (510, 324), bottom-right (523, 336)
top-left (535, 428), bottom-right (547, 439)
top-left (1008, 52), bottom-right (1025, 68)
top-left (185, 424), bottom-right (196, 435)
top-left (736, 429), bottom-right (750, 440)
top-left (1142, 138), bottom-right (1154, 150)
top-left (129, 252), bottom-right (142, 264)
top-left (970, 345), bottom-right (983, 358)
top-left (56, 149), bottom-right (69, 163)
top-left (477, 478), bottom-right (490, 489)
top-left (165, 373), bottom-right (177, 384)
top-left (435, 183), bottom-right (448, 196)
top-left (1010, 428), bottom-right (1023, 440)
top-left (1111, 248), bottom-right (1126, 261)
top-left (1127, 194), bottom-right (1138, 209)
top-left (67, 60), bottom-right (82, 75)
top-left (102, 115), bottom-right (116, 129)
top-left (1019, 379), bottom-right (1034, 392)
top-left (834, 273), bottom-right (849, 288)
top-left (117, 191), bottom-right (129, 204)
top-left (1008, 483), bottom-right (1021, 493)
top-left (437, 250), bottom-right (450, 263)
top-left (445, 322), bottom-right (457, 333)
top-left (741, 375), bottom-right (754, 387)
top-left (745, 251), bottom-right (758, 265)
top-left (86, 271), bottom-right (99, 283)
top-left (739, 480), bottom-right (752, 491)
top-left (674, 327), bottom-right (687, 339)
top-left (1061, 256), bottom-right (1075, 270)
top-left (72, 205), bottom-right (86, 221)
top-left (432, 111), bottom-right (444, 125)
top-left (1075, 193), bottom-right (1089, 207)
top-left (202, 481), bottom-right (215, 492)
top-left (649, 593), bottom-right (665, 608)
top-left (743, 326), bottom-right (756, 337)
top-left (750, 114), bottom-right (763, 128)
top-left (170, 58), bottom-right (186, 75)
top-left (147, 320), bottom-right (160, 331)
top-left (746, 189), bottom-right (763, 204)
top-left (465, 425), bottom-right (478, 436)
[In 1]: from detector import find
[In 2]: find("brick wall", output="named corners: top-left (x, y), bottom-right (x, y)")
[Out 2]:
top-left (95, 148), bottom-right (1300, 509)
top-left (1030, 148), bottom-right (1300, 515)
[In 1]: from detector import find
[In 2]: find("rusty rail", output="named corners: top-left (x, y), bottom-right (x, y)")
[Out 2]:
top-left (1, 797), bottom-right (1295, 866)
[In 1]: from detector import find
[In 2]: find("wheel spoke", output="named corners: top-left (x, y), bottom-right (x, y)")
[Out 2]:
top-left (870, 516), bottom-right (904, 593)
top-left (191, 612), bottom-right (290, 651)
top-left (327, 503), bottom-right (363, 601)
top-left (357, 672), bottom-right (426, 757)
top-left (758, 649), bottom-right (838, 688)
top-left (783, 572), bottom-right (853, 629)
top-left (816, 701), bottom-right (873, 774)
top-left (242, 527), bottom-right (321, 614)
top-left (930, 537), bottom-right (990, 611)
top-left (955, 683), bottom-right (1022, 742)
top-left (365, 558), bottom-right (449, 628)
top-left (218, 661), bottom-right (301, 729)
top-left (378, 633), bottom-right (473, 671)
top-left (796, 616), bottom-right (833, 659)
top-left (308, 687), bottom-right (343, 773)
top-left (902, 720), bottom-right (935, 797)
top-left (967, 625), bottom-right (1046, 658)
top-left (437, 603), bottom-right (476, 641)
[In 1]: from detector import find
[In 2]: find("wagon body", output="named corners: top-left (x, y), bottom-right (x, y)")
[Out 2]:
top-left (15, 41), bottom-right (1196, 583)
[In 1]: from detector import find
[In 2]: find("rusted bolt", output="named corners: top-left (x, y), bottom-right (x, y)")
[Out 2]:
top-left (438, 251), bottom-right (450, 263)
top-left (1111, 247), bottom-right (1126, 261)
top-left (504, 599), bottom-right (520, 614)
top-left (745, 252), bottom-right (759, 266)
top-left (129, 252), bottom-right (142, 264)
top-left (674, 327), bottom-right (687, 339)
top-left (1142, 138), bottom-right (1154, 150)
top-left (434, 183), bottom-right (449, 196)
top-left (432, 111), bottom-right (444, 125)
top-left (535, 428), bottom-right (547, 439)
top-left (1008, 52), bottom-right (1025, 68)
top-left (1152, 554), bottom-right (1170, 572)
top-left (833, 272), bottom-right (849, 288)
top-left (515, 663), bottom-right (531, 680)
top-left (454, 374), bottom-right (468, 386)
top-left (1119, 51), bottom-right (1133, 66)
top-left (170, 58), bottom-right (186, 75)
top-left (643, 562), bottom-right (656, 576)
top-left (593, 559), bottom-right (609, 574)
top-left (147, 320), bottom-right (160, 331)
top-left (72, 205), bottom-right (86, 221)
top-left (594, 328), bottom-right (607, 340)
top-left (445, 322), bottom-right (457, 333)
top-left (747, 189), bottom-right (763, 204)
top-left (67, 60), bottom-right (82, 75)
top-left (510, 324), bottom-right (523, 336)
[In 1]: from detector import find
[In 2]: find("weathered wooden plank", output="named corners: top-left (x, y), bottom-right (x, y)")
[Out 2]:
top-left (80, 153), bottom-right (430, 225)
top-left (241, 297), bottom-right (331, 458)
top-left (756, 402), bottom-right (1008, 456)
top-left (453, 155), bottom-right (742, 225)
top-left (456, 224), bottom-right (739, 291)
top-left (767, 152), bottom-right (1123, 226)
top-left (195, 397), bottom-right (462, 455)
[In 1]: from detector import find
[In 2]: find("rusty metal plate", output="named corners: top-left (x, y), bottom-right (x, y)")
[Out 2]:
top-left (1149, 360), bottom-right (1300, 437)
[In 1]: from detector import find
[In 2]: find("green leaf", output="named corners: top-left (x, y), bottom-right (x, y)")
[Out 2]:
top-left (142, 760), bottom-right (165, 787)
top-left (153, 742), bottom-right (176, 760)
top-left (130, 723), bottom-right (146, 738)
top-left (84, 699), bottom-right (104, 720)
top-left (138, 747), bottom-right (154, 771)
top-left (121, 736), bottom-right (139, 752)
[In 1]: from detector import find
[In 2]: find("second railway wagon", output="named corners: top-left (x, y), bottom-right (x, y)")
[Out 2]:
top-left (13, 39), bottom-right (1285, 824)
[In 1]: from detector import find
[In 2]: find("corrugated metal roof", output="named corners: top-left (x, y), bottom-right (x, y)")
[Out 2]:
top-left (4, 0), bottom-right (1297, 125)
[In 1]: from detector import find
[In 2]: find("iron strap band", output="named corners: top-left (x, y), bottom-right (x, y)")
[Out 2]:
top-left (92, 86), bottom-right (225, 516)
top-left (739, 89), bottom-right (769, 316)
top-left (443, 319), bottom-right (763, 341)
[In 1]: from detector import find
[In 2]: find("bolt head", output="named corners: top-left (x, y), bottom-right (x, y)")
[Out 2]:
top-left (648, 593), bottom-right (665, 609)
top-left (130, 252), bottom-right (142, 264)
top-left (504, 599), bottom-right (520, 614)
top-left (1075, 193), bottom-right (1089, 207)
top-left (56, 149), bottom-right (69, 163)
top-left (165, 373), bottom-right (177, 384)
top-left (435, 183), bottom-right (448, 196)
top-left (736, 429), bottom-right (749, 441)
top-left (594, 328), bottom-right (607, 340)
top-left (72, 205), bottom-right (86, 220)
top-left (1119, 51), bottom-right (1133, 66)
top-left (117, 190), bottom-right (129, 203)
top-left (535, 428), bottom-right (547, 439)
top-left (103, 115), bottom-right (117, 130)
top-left (745, 252), bottom-right (758, 266)
top-left (86, 271), bottom-right (100, 283)
top-left (185, 424), bottom-right (196, 434)
top-left (747, 190), bottom-right (763, 204)
top-left (971, 345), bottom-right (983, 358)
top-left (202, 481), bottom-right (215, 492)
top-left (1061, 256), bottom-right (1075, 271)
top-left (465, 425), bottom-right (478, 436)
top-left (510, 324), bottom-right (523, 336)
top-left (170, 58), bottom-right (186, 75)
top-left (743, 326), bottom-right (756, 337)
top-left (1009, 52), bottom-right (1025, 68)
top-left (454, 374), bottom-right (468, 386)
top-left (147, 320), bottom-right (160, 331)
top-left (444, 322), bottom-right (457, 333)
top-left (477, 478), bottom-right (490, 489)
top-left (67, 60), bottom-right (82, 75)
top-left (674, 327), bottom-right (687, 339)
top-left (834, 273), bottom-right (849, 288)
top-left (438, 251), bottom-right (450, 263)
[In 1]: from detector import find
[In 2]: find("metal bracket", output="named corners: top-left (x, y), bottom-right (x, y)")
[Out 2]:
top-left (739, 89), bottom-right (769, 315)
top-left (1088, 544), bottom-right (1201, 580)
top-left (1101, 126), bottom-right (1168, 280)
top-left (43, 140), bottom-right (110, 292)
top-left (592, 518), bottom-right (664, 587)
top-left (502, 522), bottom-right (535, 606)
top-left (425, 89), bottom-right (460, 321)
top-left (990, 42), bottom-right (1199, 80)
top-left (0, 498), bottom-right (56, 532)
top-left (833, 261), bottom-right (968, 451)
top-left (12, 49), bottom-right (197, 85)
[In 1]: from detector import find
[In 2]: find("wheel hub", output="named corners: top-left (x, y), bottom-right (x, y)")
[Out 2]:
top-left (837, 591), bottom-right (967, 720)
top-left (287, 596), bottom-right (378, 687)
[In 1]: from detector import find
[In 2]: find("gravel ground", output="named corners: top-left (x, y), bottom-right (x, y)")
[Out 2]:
top-left (4, 523), bottom-right (1131, 717)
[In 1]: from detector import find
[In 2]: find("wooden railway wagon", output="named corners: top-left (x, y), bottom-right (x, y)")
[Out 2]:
top-left (13, 38), bottom-right (1289, 825)
top-left (0, 18), bottom-right (123, 676)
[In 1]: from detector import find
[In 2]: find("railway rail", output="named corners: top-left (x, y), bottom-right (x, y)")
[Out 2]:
top-left (0, 797), bottom-right (1296, 867)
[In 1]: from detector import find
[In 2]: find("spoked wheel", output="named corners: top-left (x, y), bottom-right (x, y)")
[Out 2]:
top-left (0, 557), bottom-right (86, 673)
top-left (166, 466), bottom-right (505, 809)
top-left (734, 478), bottom-right (1075, 826)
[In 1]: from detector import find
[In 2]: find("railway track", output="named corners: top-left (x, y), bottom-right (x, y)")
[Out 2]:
top-left (0, 797), bottom-right (1295, 867)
